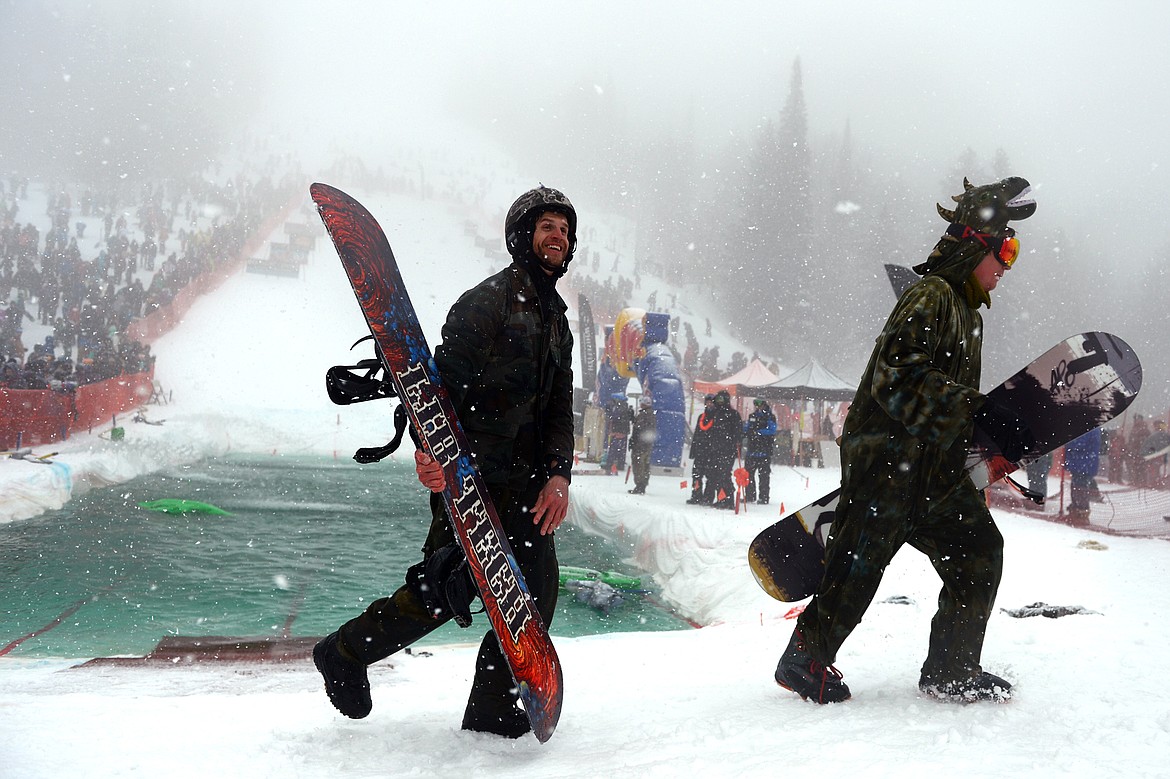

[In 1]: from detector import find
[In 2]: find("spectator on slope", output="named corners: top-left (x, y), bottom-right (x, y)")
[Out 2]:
top-left (629, 395), bottom-right (658, 495)
top-left (1063, 428), bottom-right (1101, 526)
top-left (706, 390), bottom-right (743, 510)
top-left (687, 393), bottom-right (715, 505)
top-left (1125, 415), bottom-right (1149, 486)
top-left (743, 398), bottom-right (778, 504)
top-left (604, 393), bottom-right (633, 475)
top-left (1140, 419), bottom-right (1170, 489)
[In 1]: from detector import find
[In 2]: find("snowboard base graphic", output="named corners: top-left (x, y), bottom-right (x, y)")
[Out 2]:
top-left (311, 183), bottom-right (563, 741)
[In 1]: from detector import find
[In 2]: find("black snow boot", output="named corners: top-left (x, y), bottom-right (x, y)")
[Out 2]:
top-left (461, 634), bottom-right (532, 738)
top-left (461, 693), bottom-right (531, 739)
top-left (313, 631), bottom-right (372, 719)
top-left (919, 670), bottom-right (1012, 703)
top-left (774, 629), bottom-right (851, 704)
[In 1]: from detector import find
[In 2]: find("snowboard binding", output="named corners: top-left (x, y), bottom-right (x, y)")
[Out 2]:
top-left (327, 335), bottom-right (420, 463)
top-left (326, 336), bottom-right (398, 406)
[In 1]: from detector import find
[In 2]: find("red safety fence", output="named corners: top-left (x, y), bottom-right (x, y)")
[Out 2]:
top-left (0, 387), bottom-right (73, 448)
top-left (0, 369), bottom-right (153, 449)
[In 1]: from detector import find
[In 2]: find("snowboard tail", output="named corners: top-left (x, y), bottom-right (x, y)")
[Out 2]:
top-left (749, 332), bottom-right (1142, 602)
top-left (311, 183), bottom-right (563, 742)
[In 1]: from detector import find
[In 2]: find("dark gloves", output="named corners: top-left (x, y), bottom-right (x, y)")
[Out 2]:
top-left (973, 398), bottom-right (1036, 464)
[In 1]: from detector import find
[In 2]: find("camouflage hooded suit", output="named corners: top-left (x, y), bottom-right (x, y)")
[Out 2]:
top-left (796, 178), bottom-right (1034, 684)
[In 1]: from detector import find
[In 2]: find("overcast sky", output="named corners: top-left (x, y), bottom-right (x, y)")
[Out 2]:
top-left (4, 0), bottom-right (1170, 399)
top-left (236, 2), bottom-right (1167, 259)
top-left (4, 1), bottom-right (1166, 249)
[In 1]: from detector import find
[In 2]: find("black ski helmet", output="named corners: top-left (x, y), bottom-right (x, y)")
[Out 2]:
top-left (504, 185), bottom-right (577, 272)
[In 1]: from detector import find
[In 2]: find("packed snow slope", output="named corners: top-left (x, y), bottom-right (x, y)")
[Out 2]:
top-left (2, 186), bottom-right (1169, 777)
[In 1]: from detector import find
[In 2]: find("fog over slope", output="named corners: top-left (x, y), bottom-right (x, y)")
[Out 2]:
top-left (4, 1), bottom-right (1170, 406)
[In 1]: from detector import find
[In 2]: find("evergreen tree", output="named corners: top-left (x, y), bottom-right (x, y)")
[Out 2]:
top-left (772, 59), bottom-right (814, 356)
top-left (730, 58), bottom-right (812, 358)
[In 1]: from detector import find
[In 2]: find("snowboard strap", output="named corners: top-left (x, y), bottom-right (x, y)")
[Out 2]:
top-left (326, 335), bottom-right (399, 406)
top-left (353, 403), bottom-right (415, 464)
top-left (1004, 473), bottom-right (1046, 505)
top-left (326, 336), bottom-right (427, 464)
top-left (326, 359), bottom-right (397, 405)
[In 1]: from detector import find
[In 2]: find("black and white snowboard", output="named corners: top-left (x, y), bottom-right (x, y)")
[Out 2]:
top-left (748, 332), bottom-right (1142, 602)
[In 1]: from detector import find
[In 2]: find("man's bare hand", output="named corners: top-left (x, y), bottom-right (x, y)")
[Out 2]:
top-left (530, 475), bottom-right (569, 536)
top-left (415, 450), bottom-right (446, 492)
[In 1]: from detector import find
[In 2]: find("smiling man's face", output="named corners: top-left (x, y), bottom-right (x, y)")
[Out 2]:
top-left (531, 211), bottom-right (570, 274)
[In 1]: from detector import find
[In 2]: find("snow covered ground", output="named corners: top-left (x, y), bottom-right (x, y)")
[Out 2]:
top-left (2, 188), bottom-right (1170, 777)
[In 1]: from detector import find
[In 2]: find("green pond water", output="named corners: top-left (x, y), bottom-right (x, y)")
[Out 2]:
top-left (0, 454), bottom-right (690, 658)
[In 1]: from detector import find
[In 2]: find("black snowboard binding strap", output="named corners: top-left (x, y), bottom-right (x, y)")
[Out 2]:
top-left (326, 335), bottom-right (399, 406)
top-left (353, 403), bottom-right (419, 464)
top-left (328, 335), bottom-right (424, 463)
top-left (326, 358), bottom-right (397, 405)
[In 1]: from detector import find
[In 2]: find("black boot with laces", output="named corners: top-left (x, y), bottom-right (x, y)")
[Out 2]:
top-left (774, 629), bottom-right (851, 704)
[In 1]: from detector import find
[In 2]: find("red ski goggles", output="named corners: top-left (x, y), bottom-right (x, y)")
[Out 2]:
top-left (946, 224), bottom-right (1020, 269)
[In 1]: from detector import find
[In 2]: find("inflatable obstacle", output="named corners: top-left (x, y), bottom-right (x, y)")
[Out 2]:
top-left (558, 565), bottom-right (642, 590)
top-left (139, 499), bottom-right (232, 516)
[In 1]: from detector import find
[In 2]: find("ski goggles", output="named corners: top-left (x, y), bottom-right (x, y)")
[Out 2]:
top-left (946, 223), bottom-right (1020, 269)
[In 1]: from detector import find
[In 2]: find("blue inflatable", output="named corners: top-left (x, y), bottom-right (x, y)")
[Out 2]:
top-left (597, 309), bottom-right (686, 468)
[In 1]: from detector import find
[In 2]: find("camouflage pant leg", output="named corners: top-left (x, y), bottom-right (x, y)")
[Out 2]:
top-left (797, 480), bottom-right (1002, 678)
top-left (907, 485), bottom-right (1003, 681)
top-left (795, 493), bottom-right (907, 665)
top-left (631, 448), bottom-right (651, 490)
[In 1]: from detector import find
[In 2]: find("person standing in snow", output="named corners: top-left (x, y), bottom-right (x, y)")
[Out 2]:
top-left (604, 393), bottom-right (633, 474)
top-left (1140, 419), bottom-right (1170, 489)
top-left (774, 177), bottom-right (1037, 704)
top-left (628, 395), bottom-right (657, 494)
top-left (687, 393), bottom-right (716, 504)
top-left (742, 398), bottom-right (778, 504)
top-left (314, 186), bottom-right (576, 739)
top-left (705, 390), bottom-right (742, 509)
top-left (1063, 427), bottom-right (1101, 526)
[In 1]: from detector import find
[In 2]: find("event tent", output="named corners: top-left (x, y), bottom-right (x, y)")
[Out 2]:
top-left (692, 358), bottom-right (780, 397)
top-left (749, 359), bottom-right (856, 403)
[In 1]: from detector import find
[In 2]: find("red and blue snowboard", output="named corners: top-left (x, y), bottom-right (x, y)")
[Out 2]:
top-left (311, 183), bottom-right (563, 742)
top-left (749, 332), bottom-right (1142, 602)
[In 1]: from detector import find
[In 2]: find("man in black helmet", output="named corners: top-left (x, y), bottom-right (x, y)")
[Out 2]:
top-left (774, 177), bottom-right (1036, 705)
top-left (314, 186), bottom-right (577, 738)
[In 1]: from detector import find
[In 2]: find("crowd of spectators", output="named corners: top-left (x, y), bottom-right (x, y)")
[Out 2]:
top-left (1, 169), bottom-right (295, 392)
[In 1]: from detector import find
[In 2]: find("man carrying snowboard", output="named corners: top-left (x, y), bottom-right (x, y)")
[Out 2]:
top-left (314, 186), bottom-right (576, 738)
top-left (774, 177), bottom-right (1036, 704)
